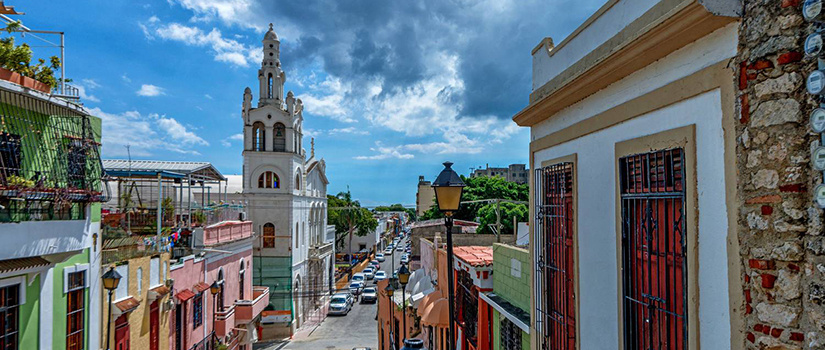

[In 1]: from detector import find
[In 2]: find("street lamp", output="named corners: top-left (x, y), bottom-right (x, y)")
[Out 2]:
top-left (385, 280), bottom-right (396, 349)
top-left (397, 264), bottom-right (411, 340)
top-left (431, 161), bottom-right (465, 350)
top-left (210, 281), bottom-right (220, 342)
top-left (102, 267), bottom-right (122, 350)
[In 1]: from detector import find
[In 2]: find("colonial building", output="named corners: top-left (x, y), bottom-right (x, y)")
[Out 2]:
top-left (416, 175), bottom-right (435, 217)
top-left (240, 24), bottom-right (332, 337)
top-left (470, 164), bottom-right (529, 184)
top-left (516, 0), bottom-right (822, 349)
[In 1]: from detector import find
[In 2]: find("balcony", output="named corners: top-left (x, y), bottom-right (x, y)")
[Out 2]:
top-left (203, 220), bottom-right (253, 246)
top-left (234, 286), bottom-right (269, 324)
top-left (309, 242), bottom-right (334, 260)
top-left (214, 305), bottom-right (236, 338)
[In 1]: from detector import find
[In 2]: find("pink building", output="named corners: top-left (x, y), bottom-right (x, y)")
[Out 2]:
top-left (169, 220), bottom-right (269, 350)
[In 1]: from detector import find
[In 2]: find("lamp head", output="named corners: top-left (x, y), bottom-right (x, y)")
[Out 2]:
top-left (432, 161), bottom-right (465, 213)
top-left (398, 264), bottom-right (411, 285)
top-left (385, 281), bottom-right (395, 296)
top-left (209, 281), bottom-right (220, 295)
top-left (102, 267), bottom-right (122, 291)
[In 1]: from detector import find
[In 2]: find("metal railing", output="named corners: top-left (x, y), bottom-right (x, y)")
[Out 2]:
top-left (189, 331), bottom-right (214, 350)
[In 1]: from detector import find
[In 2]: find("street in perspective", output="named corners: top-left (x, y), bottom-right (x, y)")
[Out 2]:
top-left (0, 1), bottom-right (823, 350)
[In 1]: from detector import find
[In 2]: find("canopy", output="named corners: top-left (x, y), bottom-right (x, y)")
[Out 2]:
top-left (421, 298), bottom-right (450, 327)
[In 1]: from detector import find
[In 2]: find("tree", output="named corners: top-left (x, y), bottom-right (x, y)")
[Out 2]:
top-left (0, 21), bottom-right (62, 88)
top-left (420, 175), bottom-right (528, 223)
top-left (477, 201), bottom-right (528, 235)
top-left (373, 203), bottom-right (416, 220)
top-left (327, 191), bottom-right (378, 252)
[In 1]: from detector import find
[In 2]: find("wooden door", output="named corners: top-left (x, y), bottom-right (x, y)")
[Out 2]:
top-left (150, 301), bottom-right (159, 350)
top-left (115, 314), bottom-right (130, 350)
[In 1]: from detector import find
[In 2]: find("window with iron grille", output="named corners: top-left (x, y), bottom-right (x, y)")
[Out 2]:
top-left (534, 162), bottom-right (576, 350)
top-left (619, 148), bottom-right (687, 350)
top-left (500, 317), bottom-right (522, 350)
top-left (66, 139), bottom-right (88, 189)
top-left (456, 269), bottom-right (478, 345)
top-left (66, 271), bottom-right (85, 350)
top-left (193, 293), bottom-right (203, 327)
top-left (0, 284), bottom-right (19, 350)
top-left (0, 133), bottom-right (21, 183)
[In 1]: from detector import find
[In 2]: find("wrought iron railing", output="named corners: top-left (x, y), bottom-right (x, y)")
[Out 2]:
top-left (189, 331), bottom-right (215, 350)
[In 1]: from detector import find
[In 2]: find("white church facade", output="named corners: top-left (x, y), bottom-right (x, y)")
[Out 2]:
top-left (241, 24), bottom-right (333, 337)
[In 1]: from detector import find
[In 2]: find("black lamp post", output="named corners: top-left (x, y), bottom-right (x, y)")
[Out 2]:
top-left (210, 281), bottom-right (220, 341)
top-left (431, 161), bottom-right (465, 350)
top-left (102, 267), bottom-right (122, 350)
top-left (385, 280), bottom-right (396, 349)
top-left (397, 264), bottom-right (411, 340)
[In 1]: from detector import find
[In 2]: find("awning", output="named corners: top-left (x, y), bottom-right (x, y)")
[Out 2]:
top-left (0, 256), bottom-right (51, 274)
top-left (194, 282), bottom-right (210, 293)
top-left (114, 297), bottom-right (140, 316)
top-left (479, 293), bottom-right (530, 334)
top-left (148, 285), bottom-right (170, 302)
top-left (420, 298), bottom-right (449, 327)
top-left (175, 289), bottom-right (196, 302)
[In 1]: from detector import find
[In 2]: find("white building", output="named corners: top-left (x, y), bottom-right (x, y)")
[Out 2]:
top-left (241, 24), bottom-right (333, 337)
top-left (514, 0), bottom-right (743, 348)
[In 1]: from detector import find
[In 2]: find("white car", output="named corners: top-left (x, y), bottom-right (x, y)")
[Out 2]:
top-left (328, 294), bottom-right (352, 316)
top-left (351, 273), bottom-right (365, 283)
top-left (384, 248), bottom-right (393, 255)
top-left (363, 268), bottom-right (375, 280)
top-left (361, 287), bottom-right (378, 303)
top-left (374, 271), bottom-right (387, 282)
top-left (397, 245), bottom-right (404, 251)
top-left (349, 281), bottom-right (365, 295)
top-left (376, 253), bottom-right (385, 262)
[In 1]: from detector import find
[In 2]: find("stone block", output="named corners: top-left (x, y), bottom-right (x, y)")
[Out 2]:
top-left (750, 99), bottom-right (801, 128)
top-left (755, 302), bottom-right (801, 327)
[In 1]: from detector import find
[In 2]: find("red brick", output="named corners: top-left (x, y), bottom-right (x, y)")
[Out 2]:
top-left (747, 72), bottom-right (758, 81)
top-left (746, 194), bottom-right (782, 204)
top-left (779, 184), bottom-right (805, 193)
top-left (754, 324), bottom-right (764, 332)
top-left (748, 60), bottom-right (774, 70)
top-left (746, 304), bottom-right (753, 314)
top-left (747, 332), bottom-right (756, 343)
top-left (788, 263), bottom-right (800, 272)
top-left (790, 332), bottom-right (804, 341)
top-left (745, 274), bottom-right (751, 283)
top-left (782, 0), bottom-right (800, 7)
top-left (739, 63), bottom-right (748, 90)
top-left (761, 273), bottom-right (777, 288)
top-left (749, 259), bottom-right (776, 270)
top-left (745, 289), bottom-right (752, 303)
top-left (762, 325), bottom-right (772, 335)
top-left (740, 94), bottom-right (749, 124)
top-left (771, 328), bottom-right (783, 338)
top-left (761, 205), bottom-right (773, 215)
top-left (778, 52), bottom-right (804, 65)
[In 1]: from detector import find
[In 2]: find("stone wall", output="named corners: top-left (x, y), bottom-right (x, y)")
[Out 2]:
top-left (737, 0), bottom-right (825, 348)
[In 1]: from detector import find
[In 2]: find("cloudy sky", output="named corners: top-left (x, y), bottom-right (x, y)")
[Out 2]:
top-left (18, 0), bottom-right (603, 205)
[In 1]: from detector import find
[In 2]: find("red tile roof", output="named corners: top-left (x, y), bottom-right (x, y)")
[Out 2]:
top-left (175, 289), bottom-right (196, 302)
top-left (150, 285), bottom-right (170, 296)
top-left (115, 297), bottom-right (140, 313)
top-left (194, 282), bottom-right (210, 293)
top-left (453, 246), bottom-right (494, 267)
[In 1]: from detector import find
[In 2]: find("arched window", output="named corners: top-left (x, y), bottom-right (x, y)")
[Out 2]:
top-left (257, 171), bottom-right (279, 189)
top-left (295, 222), bottom-right (299, 248)
top-left (273, 123), bottom-right (286, 152)
top-left (239, 259), bottom-right (245, 300)
top-left (268, 73), bottom-right (273, 99)
top-left (252, 122), bottom-right (265, 151)
top-left (295, 172), bottom-right (301, 191)
top-left (263, 223), bottom-right (275, 248)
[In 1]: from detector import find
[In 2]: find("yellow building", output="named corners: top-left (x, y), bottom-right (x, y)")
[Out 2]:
top-left (415, 176), bottom-right (435, 217)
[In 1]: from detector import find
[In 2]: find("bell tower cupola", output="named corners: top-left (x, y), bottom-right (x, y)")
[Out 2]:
top-left (259, 23), bottom-right (285, 108)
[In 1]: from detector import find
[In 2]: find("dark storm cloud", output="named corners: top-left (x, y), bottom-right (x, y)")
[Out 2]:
top-left (257, 0), bottom-right (602, 119)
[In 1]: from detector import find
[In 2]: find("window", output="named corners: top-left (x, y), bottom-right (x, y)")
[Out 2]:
top-left (500, 317), bottom-right (521, 350)
top-left (456, 269), bottom-right (478, 345)
top-left (136, 268), bottom-right (142, 294)
top-left (66, 271), bottom-right (85, 350)
top-left (150, 258), bottom-right (160, 287)
top-left (267, 73), bottom-right (273, 99)
top-left (66, 139), bottom-right (88, 189)
top-left (114, 265), bottom-right (129, 300)
top-left (0, 284), bottom-right (20, 349)
top-left (534, 162), bottom-right (576, 350)
top-left (273, 123), bottom-right (286, 152)
top-left (620, 148), bottom-right (687, 349)
top-left (295, 173), bottom-right (301, 190)
top-left (192, 293), bottom-right (203, 328)
top-left (263, 223), bottom-right (276, 248)
top-left (257, 171), bottom-right (279, 189)
top-left (162, 262), bottom-right (167, 283)
top-left (252, 122), bottom-right (265, 151)
top-left (0, 133), bottom-right (21, 185)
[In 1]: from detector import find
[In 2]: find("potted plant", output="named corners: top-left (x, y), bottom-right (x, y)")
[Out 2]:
top-left (0, 21), bottom-right (61, 93)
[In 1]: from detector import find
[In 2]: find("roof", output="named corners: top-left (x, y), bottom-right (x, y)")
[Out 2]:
top-left (453, 246), bottom-right (494, 267)
top-left (103, 159), bottom-right (225, 181)
top-left (175, 289), bottom-right (196, 302)
top-left (0, 256), bottom-right (51, 274)
top-left (264, 23), bottom-right (279, 41)
top-left (480, 292), bottom-right (530, 333)
top-left (194, 282), bottom-right (211, 293)
top-left (115, 297), bottom-right (140, 313)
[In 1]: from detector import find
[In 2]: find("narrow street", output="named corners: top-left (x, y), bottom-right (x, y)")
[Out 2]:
top-left (259, 238), bottom-right (405, 350)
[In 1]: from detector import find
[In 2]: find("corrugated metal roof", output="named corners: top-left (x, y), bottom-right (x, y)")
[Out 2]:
top-left (0, 256), bottom-right (51, 274)
top-left (102, 159), bottom-right (225, 181)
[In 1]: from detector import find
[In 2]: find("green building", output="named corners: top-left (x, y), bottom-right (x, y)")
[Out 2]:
top-left (480, 243), bottom-right (532, 350)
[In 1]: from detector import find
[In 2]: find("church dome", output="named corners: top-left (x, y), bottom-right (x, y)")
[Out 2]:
top-left (264, 23), bottom-right (279, 41)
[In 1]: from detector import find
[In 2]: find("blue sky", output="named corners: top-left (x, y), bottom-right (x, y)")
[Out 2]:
top-left (14, 0), bottom-right (603, 206)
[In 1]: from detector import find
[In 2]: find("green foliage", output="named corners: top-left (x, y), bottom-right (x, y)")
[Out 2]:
top-left (373, 203), bottom-right (415, 219)
top-left (0, 21), bottom-right (62, 88)
top-left (477, 201), bottom-right (528, 235)
top-left (328, 190), bottom-right (378, 250)
top-left (6, 175), bottom-right (33, 188)
top-left (161, 197), bottom-right (175, 222)
top-left (420, 175), bottom-right (528, 223)
top-left (191, 210), bottom-right (206, 224)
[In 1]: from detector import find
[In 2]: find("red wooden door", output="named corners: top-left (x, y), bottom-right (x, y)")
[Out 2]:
top-left (150, 300), bottom-right (159, 350)
top-left (115, 314), bottom-right (130, 350)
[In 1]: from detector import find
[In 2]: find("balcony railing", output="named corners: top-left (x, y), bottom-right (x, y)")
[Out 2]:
top-left (189, 332), bottom-right (215, 350)
top-left (101, 210), bottom-right (175, 235)
top-left (214, 306), bottom-right (236, 338)
top-left (203, 220), bottom-right (252, 246)
top-left (234, 286), bottom-right (269, 324)
top-left (101, 234), bottom-right (174, 264)
top-left (0, 199), bottom-right (84, 222)
top-left (309, 242), bottom-right (334, 259)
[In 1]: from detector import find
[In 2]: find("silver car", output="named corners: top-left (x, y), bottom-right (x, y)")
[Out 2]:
top-left (361, 287), bottom-right (378, 303)
top-left (328, 294), bottom-right (352, 316)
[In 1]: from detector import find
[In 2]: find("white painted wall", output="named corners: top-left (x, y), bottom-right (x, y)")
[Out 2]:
top-left (0, 219), bottom-right (89, 260)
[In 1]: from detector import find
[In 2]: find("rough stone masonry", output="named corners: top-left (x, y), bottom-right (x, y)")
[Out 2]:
top-left (737, 0), bottom-right (825, 348)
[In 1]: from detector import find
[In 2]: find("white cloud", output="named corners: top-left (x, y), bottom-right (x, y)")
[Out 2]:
top-left (353, 142), bottom-right (414, 160)
top-left (142, 19), bottom-right (259, 67)
top-left (121, 74), bottom-right (132, 83)
top-left (75, 79), bottom-right (100, 103)
top-left (204, 94), bottom-right (213, 99)
top-left (220, 133), bottom-right (244, 147)
top-left (137, 84), bottom-right (165, 97)
top-left (81, 79), bottom-right (101, 89)
top-left (89, 108), bottom-right (204, 157)
top-left (299, 76), bottom-right (356, 123)
top-left (157, 117), bottom-right (209, 146)
top-left (329, 127), bottom-right (369, 136)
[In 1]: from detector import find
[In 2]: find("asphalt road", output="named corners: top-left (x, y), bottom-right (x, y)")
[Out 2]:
top-left (265, 237), bottom-right (407, 350)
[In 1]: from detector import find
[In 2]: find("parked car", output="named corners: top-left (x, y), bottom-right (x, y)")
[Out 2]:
top-left (363, 268), bottom-right (375, 280)
top-left (370, 260), bottom-right (380, 269)
top-left (376, 253), bottom-right (385, 262)
top-left (351, 273), bottom-right (365, 283)
top-left (384, 248), bottom-right (393, 255)
top-left (397, 245), bottom-right (404, 251)
top-left (374, 271), bottom-right (387, 282)
top-left (361, 287), bottom-right (378, 303)
top-left (328, 294), bottom-right (353, 316)
top-left (349, 281), bottom-right (365, 295)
